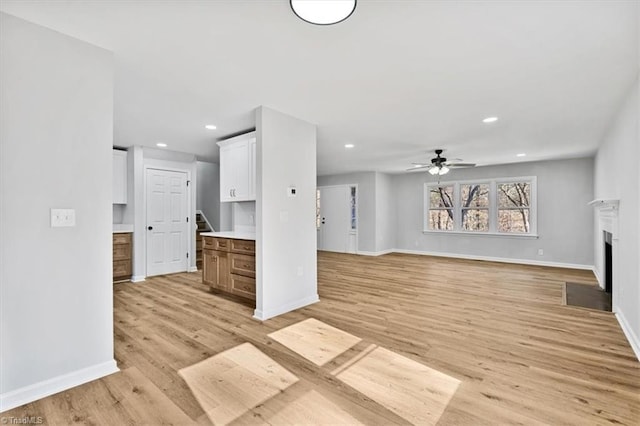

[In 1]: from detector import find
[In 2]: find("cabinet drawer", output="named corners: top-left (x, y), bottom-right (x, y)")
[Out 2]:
top-left (113, 233), bottom-right (131, 245)
top-left (113, 243), bottom-right (131, 261)
top-left (230, 239), bottom-right (255, 255)
top-left (203, 237), bottom-right (230, 251)
top-left (229, 253), bottom-right (255, 278)
top-left (113, 260), bottom-right (131, 279)
top-left (230, 274), bottom-right (255, 300)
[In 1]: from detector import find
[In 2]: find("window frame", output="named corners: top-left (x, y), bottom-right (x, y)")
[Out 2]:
top-left (423, 176), bottom-right (537, 238)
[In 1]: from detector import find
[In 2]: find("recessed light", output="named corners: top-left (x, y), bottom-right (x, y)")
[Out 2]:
top-left (205, 125), bottom-right (217, 130)
top-left (344, 144), bottom-right (355, 149)
top-left (516, 153), bottom-right (526, 157)
top-left (156, 143), bottom-right (167, 148)
top-left (482, 116), bottom-right (499, 123)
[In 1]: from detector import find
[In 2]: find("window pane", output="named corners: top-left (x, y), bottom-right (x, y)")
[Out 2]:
top-left (498, 209), bottom-right (530, 233)
top-left (461, 184), bottom-right (489, 208)
top-left (498, 182), bottom-right (530, 208)
top-left (429, 210), bottom-right (454, 230)
top-left (316, 189), bottom-right (321, 229)
top-left (462, 209), bottom-right (489, 231)
top-left (350, 186), bottom-right (357, 230)
top-left (429, 186), bottom-right (454, 208)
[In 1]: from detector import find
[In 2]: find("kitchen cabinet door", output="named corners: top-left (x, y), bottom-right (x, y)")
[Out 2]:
top-left (203, 249), bottom-right (228, 291)
top-left (218, 132), bottom-right (255, 202)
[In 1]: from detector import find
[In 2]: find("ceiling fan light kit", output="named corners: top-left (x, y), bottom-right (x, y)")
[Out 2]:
top-left (290, 0), bottom-right (357, 25)
top-left (407, 148), bottom-right (477, 176)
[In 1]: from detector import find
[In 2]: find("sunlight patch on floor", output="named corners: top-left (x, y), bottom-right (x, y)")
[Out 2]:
top-left (335, 346), bottom-right (461, 425)
top-left (268, 318), bottom-right (362, 366)
top-left (179, 342), bottom-right (298, 425)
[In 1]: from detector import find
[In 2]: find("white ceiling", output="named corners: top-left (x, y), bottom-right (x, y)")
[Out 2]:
top-left (1, 1), bottom-right (637, 175)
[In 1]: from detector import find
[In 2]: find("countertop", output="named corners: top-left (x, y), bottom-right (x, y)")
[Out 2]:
top-left (200, 231), bottom-right (256, 241)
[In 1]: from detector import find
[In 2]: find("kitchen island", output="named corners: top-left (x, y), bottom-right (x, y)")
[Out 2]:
top-left (200, 231), bottom-right (256, 301)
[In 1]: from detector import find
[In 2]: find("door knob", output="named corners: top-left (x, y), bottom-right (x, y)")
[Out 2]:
top-left (147, 226), bottom-right (153, 230)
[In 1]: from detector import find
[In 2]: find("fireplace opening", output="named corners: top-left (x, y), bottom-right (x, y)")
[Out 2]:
top-left (604, 231), bottom-right (613, 294)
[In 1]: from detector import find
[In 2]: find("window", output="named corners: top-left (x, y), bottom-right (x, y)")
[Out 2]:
top-left (424, 177), bottom-right (536, 236)
top-left (428, 185), bottom-right (454, 230)
top-left (316, 189), bottom-right (321, 229)
top-left (461, 184), bottom-right (489, 232)
top-left (350, 186), bottom-right (357, 230)
top-left (497, 182), bottom-right (531, 233)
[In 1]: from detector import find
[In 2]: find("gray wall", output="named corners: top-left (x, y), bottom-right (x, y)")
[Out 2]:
top-left (594, 75), bottom-right (639, 355)
top-left (393, 157), bottom-right (595, 266)
top-left (196, 160), bottom-right (220, 230)
top-left (375, 172), bottom-right (397, 252)
top-left (317, 172), bottom-right (377, 252)
top-left (0, 13), bottom-right (117, 402)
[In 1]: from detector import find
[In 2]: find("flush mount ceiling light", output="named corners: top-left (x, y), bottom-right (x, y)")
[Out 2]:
top-left (516, 153), bottom-right (527, 157)
top-left (482, 116), bottom-right (499, 123)
top-left (156, 143), bottom-right (167, 148)
top-left (205, 124), bottom-right (217, 130)
top-left (344, 143), bottom-right (355, 148)
top-left (290, 0), bottom-right (357, 25)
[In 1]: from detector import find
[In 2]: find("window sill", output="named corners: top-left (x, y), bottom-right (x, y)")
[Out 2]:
top-left (422, 230), bottom-right (539, 239)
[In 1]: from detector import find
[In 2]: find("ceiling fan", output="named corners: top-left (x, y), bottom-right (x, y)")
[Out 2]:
top-left (407, 149), bottom-right (476, 175)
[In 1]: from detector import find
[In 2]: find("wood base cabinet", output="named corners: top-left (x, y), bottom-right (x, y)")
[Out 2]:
top-left (113, 232), bottom-right (132, 282)
top-left (203, 249), bottom-right (228, 291)
top-left (202, 236), bottom-right (255, 301)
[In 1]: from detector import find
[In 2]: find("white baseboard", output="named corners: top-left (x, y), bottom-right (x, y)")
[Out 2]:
top-left (188, 266), bottom-right (198, 273)
top-left (357, 249), bottom-right (394, 257)
top-left (253, 294), bottom-right (320, 321)
top-left (0, 360), bottom-right (119, 413)
top-left (615, 310), bottom-right (640, 362)
top-left (592, 266), bottom-right (603, 289)
top-left (392, 248), bottom-right (594, 270)
top-left (131, 275), bottom-right (146, 283)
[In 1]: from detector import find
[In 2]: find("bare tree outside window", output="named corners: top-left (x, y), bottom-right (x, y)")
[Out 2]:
top-left (498, 182), bottom-right (530, 233)
top-left (461, 184), bottom-right (489, 231)
top-left (425, 178), bottom-right (534, 234)
top-left (429, 185), bottom-right (454, 230)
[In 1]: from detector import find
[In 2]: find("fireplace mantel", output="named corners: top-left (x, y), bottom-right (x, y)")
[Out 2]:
top-left (588, 199), bottom-right (620, 211)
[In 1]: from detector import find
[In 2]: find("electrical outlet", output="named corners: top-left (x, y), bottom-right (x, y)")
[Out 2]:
top-left (537, 249), bottom-right (544, 256)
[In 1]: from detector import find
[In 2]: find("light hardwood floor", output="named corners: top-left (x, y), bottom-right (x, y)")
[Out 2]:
top-left (4, 252), bottom-right (639, 425)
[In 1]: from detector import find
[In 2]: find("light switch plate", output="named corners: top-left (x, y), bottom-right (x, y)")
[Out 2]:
top-left (51, 208), bottom-right (76, 227)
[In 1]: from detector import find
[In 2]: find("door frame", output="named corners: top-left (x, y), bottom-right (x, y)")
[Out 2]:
top-left (317, 184), bottom-right (358, 254)
top-left (143, 164), bottom-right (194, 277)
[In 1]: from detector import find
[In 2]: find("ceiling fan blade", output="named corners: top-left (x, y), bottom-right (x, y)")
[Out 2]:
top-left (406, 165), bottom-right (431, 172)
top-left (446, 162), bottom-right (476, 168)
top-left (411, 162), bottom-right (430, 166)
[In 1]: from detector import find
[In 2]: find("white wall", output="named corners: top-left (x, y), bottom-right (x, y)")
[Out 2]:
top-left (393, 158), bottom-right (595, 267)
top-left (255, 107), bottom-right (318, 320)
top-left (232, 201), bottom-right (256, 232)
top-left (196, 160), bottom-right (220, 230)
top-left (594, 75), bottom-right (640, 358)
top-left (0, 13), bottom-right (118, 410)
top-left (317, 172), bottom-right (377, 252)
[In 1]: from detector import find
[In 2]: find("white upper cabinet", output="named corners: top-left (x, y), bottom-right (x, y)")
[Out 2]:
top-left (218, 132), bottom-right (256, 202)
top-left (113, 149), bottom-right (128, 204)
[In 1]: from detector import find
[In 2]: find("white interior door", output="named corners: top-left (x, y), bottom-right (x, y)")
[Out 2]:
top-left (317, 185), bottom-right (351, 253)
top-left (146, 168), bottom-right (189, 276)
